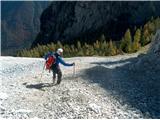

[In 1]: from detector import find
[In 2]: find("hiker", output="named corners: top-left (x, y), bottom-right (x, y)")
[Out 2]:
top-left (44, 48), bottom-right (75, 85)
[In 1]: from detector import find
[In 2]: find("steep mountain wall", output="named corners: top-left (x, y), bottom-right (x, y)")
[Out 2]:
top-left (1, 1), bottom-right (50, 55)
top-left (32, 1), bottom-right (160, 47)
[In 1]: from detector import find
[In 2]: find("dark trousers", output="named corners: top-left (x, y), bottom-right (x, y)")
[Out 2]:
top-left (52, 65), bottom-right (62, 84)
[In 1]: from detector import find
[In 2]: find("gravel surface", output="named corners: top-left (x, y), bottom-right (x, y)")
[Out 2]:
top-left (0, 51), bottom-right (159, 118)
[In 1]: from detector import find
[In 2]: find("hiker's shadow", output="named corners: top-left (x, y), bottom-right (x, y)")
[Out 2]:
top-left (23, 82), bottom-right (56, 90)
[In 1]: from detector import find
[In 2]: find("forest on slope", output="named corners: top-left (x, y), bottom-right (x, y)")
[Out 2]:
top-left (17, 17), bottom-right (160, 58)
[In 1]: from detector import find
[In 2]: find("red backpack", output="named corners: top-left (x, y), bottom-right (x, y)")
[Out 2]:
top-left (45, 55), bottom-right (56, 71)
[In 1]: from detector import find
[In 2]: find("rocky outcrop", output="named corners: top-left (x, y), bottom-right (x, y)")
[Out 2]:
top-left (132, 30), bottom-right (160, 73)
top-left (32, 1), bottom-right (160, 47)
top-left (149, 30), bottom-right (160, 55)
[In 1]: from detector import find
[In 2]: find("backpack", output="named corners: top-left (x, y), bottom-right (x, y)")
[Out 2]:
top-left (44, 52), bottom-right (56, 71)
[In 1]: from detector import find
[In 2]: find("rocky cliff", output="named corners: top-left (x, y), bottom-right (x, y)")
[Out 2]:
top-left (32, 1), bottom-right (160, 47)
top-left (1, 1), bottom-right (50, 55)
top-left (131, 30), bottom-right (160, 72)
top-left (149, 30), bottom-right (160, 55)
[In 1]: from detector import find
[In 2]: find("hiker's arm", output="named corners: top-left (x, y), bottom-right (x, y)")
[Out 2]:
top-left (58, 56), bottom-right (74, 66)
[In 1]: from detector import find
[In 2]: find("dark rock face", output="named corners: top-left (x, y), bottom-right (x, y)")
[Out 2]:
top-left (135, 30), bottom-right (160, 71)
top-left (149, 30), bottom-right (160, 54)
top-left (32, 1), bottom-right (160, 48)
top-left (130, 30), bottom-right (160, 118)
top-left (1, 1), bottom-right (50, 55)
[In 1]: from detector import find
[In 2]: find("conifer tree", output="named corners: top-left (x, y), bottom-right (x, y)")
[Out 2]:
top-left (108, 40), bottom-right (117, 56)
top-left (37, 44), bottom-right (44, 57)
top-left (132, 29), bottom-right (141, 52)
top-left (57, 41), bottom-right (63, 49)
top-left (120, 29), bottom-right (132, 53)
top-left (104, 42), bottom-right (109, 56)
top-left (84, 43), bottom-right (90, 56)
top-left (101, 40), bottom-right (107, 55)
top-left (148, 21), bottom-right (155, 34)
top-left (77, 41), bottom-right (81, 48)
top-left (33, 48), bottom-right (40, 57)
top-left (125, 29), bottom-right (132, 53)
top-left (120, 38), bottom-right (125, 53)
top-left (50, 43), bottom-right (56, 51)
top-left (100, 34), bottom-right (106, 42)
top-left (94, 40), bottom-right (100, 55)
top-left (88, 46), bottom-right (95, 56)
top-left (76, 41), bottom-right (84, 56)
top-left (141, 28), bottom-right (150, 46)
top-left (63, 44), bottom-right (71, 57)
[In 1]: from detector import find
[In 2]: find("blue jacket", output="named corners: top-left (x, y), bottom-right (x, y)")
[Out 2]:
top-left (44, 52), bottom-right (73, 67)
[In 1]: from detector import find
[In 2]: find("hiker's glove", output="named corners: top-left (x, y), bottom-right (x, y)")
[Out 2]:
top-left (72, 62), bottom-right (75, 66)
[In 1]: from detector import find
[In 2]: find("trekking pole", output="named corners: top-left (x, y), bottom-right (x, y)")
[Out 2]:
top-left (40, 62), bottom-right (45, 81)
top-left (73, 63), bottom-right (76, 77)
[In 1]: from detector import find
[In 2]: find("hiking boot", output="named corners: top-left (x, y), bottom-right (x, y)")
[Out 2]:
top-left (52, 77), bottom-right (56, 85)
top-left (56, 78), bottom-right (61, 85)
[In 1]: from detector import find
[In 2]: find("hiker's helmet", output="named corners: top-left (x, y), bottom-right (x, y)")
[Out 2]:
top-left (57, 48), bottom-right (63, 55)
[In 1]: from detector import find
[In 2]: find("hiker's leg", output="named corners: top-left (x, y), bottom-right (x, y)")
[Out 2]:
top-left (57, 69), bottom-right (62, 84)
top-left (52, 68), bottom-right (57, 84)
top-left (52, 72), bottom-right (56, 84)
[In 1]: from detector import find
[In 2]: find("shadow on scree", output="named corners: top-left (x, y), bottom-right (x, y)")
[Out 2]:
top-left (82, 54), bottom-right (160, 118)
